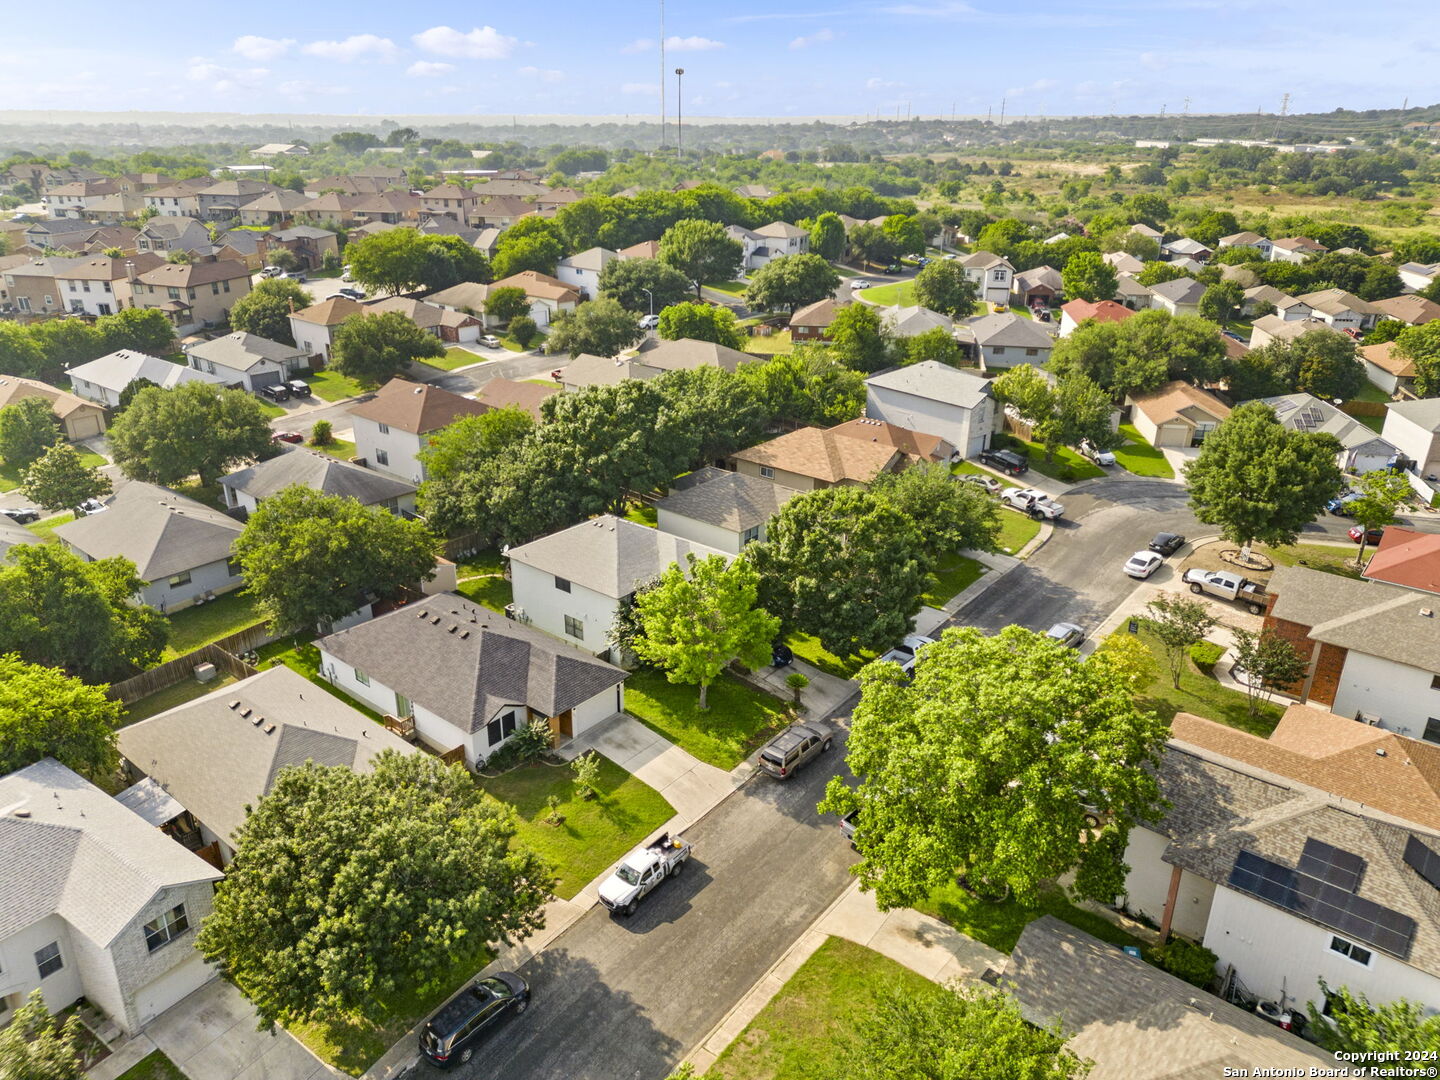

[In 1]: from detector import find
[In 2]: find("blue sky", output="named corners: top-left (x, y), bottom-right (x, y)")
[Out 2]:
top-left (2, 1), bottom-right (1431, 119)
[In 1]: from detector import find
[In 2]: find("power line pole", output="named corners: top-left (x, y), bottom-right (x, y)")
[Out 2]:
top-left (675, 68), bottom-right (685, 156)
top-left (1179, 96), bottom-right (1190, 141)
top-left (658, 0), bottom-right (666, 150)
top-left (999, 97), bottom-right (1006, 126)
top-left (1272, 92), bottom-right (1290, 142)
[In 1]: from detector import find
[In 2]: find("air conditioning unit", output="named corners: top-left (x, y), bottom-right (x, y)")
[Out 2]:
top-left (1355, 711), bottom-right (1383, 727)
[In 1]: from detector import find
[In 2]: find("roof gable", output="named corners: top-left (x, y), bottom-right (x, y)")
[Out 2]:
top-left (348, 378), bottom-right (489, 435)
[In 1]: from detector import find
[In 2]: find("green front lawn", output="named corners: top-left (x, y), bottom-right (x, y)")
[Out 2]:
top-left (996, 511), bottom-right (1041, 556)
top-left (0, 449), bottom-right (106, 492)
top-left (254, 400), bottom-right (286, 420)
top-left (161, 590), bottom-right (265, 660)
top-left (707, 280), bottom-right (749, 297)
top-left (311, 438), bottom-right (358, 461)
top-left (916, 882), bottom-right (1145, 955)
top-left (786, 633), bottom-right (877, 681)
top-left (121, 673), bottom-right (239, 728)
top-left (26, 511), bottom-right (74, 543)
top-left (922, 552), bottom-right (985, 609)
top-left (456, 573), bottom-right (512, 613)
top-left (994, 435), bottom-right (1105, 482)
top-left (1122, 618), bottom-right (1283, 737)
top-left (856, 280), bottom-right (916, 306)
top-left (114, 1050), bottom-right (188, 1080)
top-left (305, 368), bottom-right (369, 402)
top-left (1260, 541), bottom-right (1364, 579)
top-left (1349, 383), bottom-right (1391, 403)
top-left (1113, 424), bottom-right (1176, 479)
top-left (417, 347), bottom-right (486, 372)
top-left (477, 757), bottom-right (674, 899)
top-left (501, 330), bottom-right (546, 352)
top-left (708, 937), bottom-right (938, 1080)
top-left (744, 329), bottom-right (795, 355)
top-left (257, 638), bottom-right (385, 722)
top-left (623, 667), bottom-right (791, 770)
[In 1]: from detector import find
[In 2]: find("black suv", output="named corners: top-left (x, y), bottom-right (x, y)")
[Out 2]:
top-left (420, 973), bottom-right (530, 1069)
top-left (285, 379), bottom-right (313, 398)
top-left (979, 448), bottom-right (1029, 475)
top-left (257, 383), bottom-right (290, 403)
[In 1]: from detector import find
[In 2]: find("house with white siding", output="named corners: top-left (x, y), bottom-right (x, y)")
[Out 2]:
top-left (555, 246), bottom-right (619, 300)
top-left (864, 361), bottom-right (998, 459)
top-left (958, 251), bottom-right (1014, 306)
top-left (347, 378), bottom-right (489, 484)
top-left (185, 332), bottom-right (304, 391)
top-left (287, 295), bottom-right (365, 363)
top-left (652, 467), bottom-right (799, 554)
top-left (67, 350), bottom-right (227, 409)
top-left (1259, 393), bottom-right (1398, 475)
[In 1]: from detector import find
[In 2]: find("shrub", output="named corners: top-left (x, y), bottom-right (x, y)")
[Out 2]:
top-left (785, 671), bottom-right (810, 707)
top-left (571, 750), bottom-right (601, 800)
top-left (509, 315), bottom-right (539, 347)
top-left (1189, 640), bottom-right (1226, 673)
top-left (1148, 937), bottom-right (1219, 988)
top-left (321, 251), bottom-right (341, 272)
top-left (481, 717), bottom-right (552, 772)
top-left (543, 793), bottom-right (564, 826)
top-left (309, 419), bottom-right (334, 446)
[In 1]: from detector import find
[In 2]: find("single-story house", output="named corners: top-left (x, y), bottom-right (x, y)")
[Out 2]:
top-left (1217, 230), bottom-right (1274, 259)
top-left (789, 297), bottom-right (844, 342)
top-left (317, 595), bottom-right (629, 763)
top-left (1259, 393), bottom-right (1398, 474)
top-left (473, 377), bottom-right (558, 423)
top-left (1010, 265), bottom-right (1062, 307)
top-left (630, 336), bottom-right (752, 373)
top-left (1111, 274), bottom-right (1154, 311)
top-left (1359, 340), bottom-right (1417, 397)
top-left (348, 378), bottom-right (489, 484)
top-left (184, 332), bottom-right (303, 391)
top-left (653, 466), bottom-right (799, 553)
top-left (554, 246), bottom-right (619, 300)
top-left (1102, 251), bottom-right (1144, 276)
top-left (422, 281), bottom-right (496, 326)
top-left (1162, 237), bottom-right (1213, 263)
top-left (617, 240), bottom-right (660, 260)
top-left (1126, 380), bottom-right (1230, 448)
top-left (880, 304), bottom-right (954, 339)
top-left (1398, 262), bottom-right (1440, 294)
top-left (235, 190), bottom-right (312, 228)
top-left (219, 449), bottom-right (417, 516)
top-left (965, 311), bottom-right (1054, 369)
top-left (729, 425), bottom-right (906, 491)
top-left (55, 481), bottom-right (244, 612)
top-left (1363, 527), bottom-right (1440, 596)
top-left (1270, 236), bottom-right (1327, 264)
top-left (288, 295), bottom-right (365, 363)
top-left (0, 514), bottom-right (40, 560)
top-left (1129, 223), bottom-right (1163, 241)
top-left (0, 375), bottom-right (106, 440)
top-left (1242, 284), bottom-right (1310, 320)
top-left (1297, 288), bottom-right (1382, 332)
top-left (0, 758), bottom-right (223, 1037)
top-left (364, 296), bottom-right (482, 344)
top-left (1248, 315), bottom-right (1349, 350)
top-left (68, 350), bottom-right (227, 409)
top-left (1148, 276), bottom-right (1206, 317)
top-left (557, 353), bottom-right (661, 391)
top-left (1371, 294), bottom-right (1440, 327)
top-left (486, 270), bottom-right (580, 326)
top-left (864, 361), bottom-right (998, 459)
top-left (1058, 298), bottom-right (1133, 337)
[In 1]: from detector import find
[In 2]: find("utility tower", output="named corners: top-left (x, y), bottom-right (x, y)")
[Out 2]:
top-left (659, 0), bottom-right (666, 149)
top-left (1272, 92), bottom-right (1291, 141)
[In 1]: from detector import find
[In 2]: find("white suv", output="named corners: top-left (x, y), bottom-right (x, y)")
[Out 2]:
top-left (875, 634), bottom-right (936, 676)
top-left (1001, 487), bottom-right (1064, 520)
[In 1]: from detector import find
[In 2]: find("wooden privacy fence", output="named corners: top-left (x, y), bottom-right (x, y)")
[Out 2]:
top-left (108, 643), bottom-right (259, 705)
top-left (1339, 399), bottom-right (1387, 420)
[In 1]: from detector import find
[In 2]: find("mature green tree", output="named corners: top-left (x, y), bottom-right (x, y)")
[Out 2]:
top-left (19, 443), bottom-right (111, 512)
top-left (0, 545), bottom-right (167, 682)
top-left (848, 223), bottom-right (898, 268)
top-left (1055, 372), bottom-right (1121, 451)
top-left (1061, 251), bottom-right (1119, 303)
top-left (597, 257), bottom-right (692, 315)
top-left (1124, 310), bottom-right (1229, 387)
top-left (1230, 627), bottom-right (1307, 717)
top-left (993, 364), bottom-right (1061, 456)
top-left (0, 990), bottom-right (86, 1080)
top-left (841, 982), bottom-right (1091, 1080)
top-left (828, 302), bottom-right (890, 373)
top-left (871, 462), bottom-right (1000, 554)
top-left (1185, 210), bottom-right (1240, 246)
top-left (1146, 593), bottom-right (1219, 689)
top-left (912, 260), bottom-right (979, 317)
top-left (748, 487), bottom-right (928, 658)
top-left (819, 625), bottom-right (1168, 908)
top-left (331, 311), bottom-right (445, 388)
top-left (28, 320), bottom-right (102, 374)
top-left (235, 488), bottom-right (439, 632)
top-left (1048, 320), bottom-right (1124, 391)
top-left (196, 752), bottom-right (552, 1027)
top-left (1393, 321), bottom-right (1440, 397)
top-left (108, 383), bottom-right (273, 488)
top-left (1186, 403), bottom-right (1345, 558)
top-left (1348, 469), bottom-right (1412, 565)
top-left (346, 228), bottom-right (491, 295)
top-left (807, 211), bottom-right (847, 262)
top-left (1224, 341), bottom-right (1295, 401)
top-left (1136, 261), bottom-right (1188, 287)
top-left (483, 286), bottom-right (532, 325)
top-left (265, 249), bottom-right (299, 273)
top-left (546, 297), bottom-right (645, 358)
top-left (228, 278), bottom-right (312, 345)
top-left (632, 554), bottom-right (780, 709)
top-left (1198, 280), bottom-right (1244, 326)
top-left (0, 654), bottom-right (122, 780)
top-left (743, 253), bottom-right (841, 314)
top-left (0, 396), bottom-right (62, 470)
top-left (881, 214), bottom-right (926, 257)
top-left (94, 306), bottom-right (176, 356)
top-left (1363, 319), bottom-right (1408, 346)
top-left (418, 408), bottom-right (534, 486)
top-left (900, 325), bottom-right (967, 367)
top-left (0, 322), bottom-right (51, 380)
top-left (735, 349), bottom-right (865, 427)
top-left (656, 301), bottom-right (746, 350)
top-left (1306, 984), bottom-right (1440, 1056)
top-left (658, 218), bottom-right (743, 297)
top-left (1292, 330), bottom-right (1365, 400)
top-left (490, 232), bottom-right (563, 280)
top-left (115, 376), bottom-right (159, 415)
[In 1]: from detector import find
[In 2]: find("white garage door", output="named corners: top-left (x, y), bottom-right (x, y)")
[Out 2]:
top-left (134, 950), bottom-right (216, 1028)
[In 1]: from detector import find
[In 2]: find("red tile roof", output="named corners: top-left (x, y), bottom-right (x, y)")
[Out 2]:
top-left (1364, 526), bottom-right (1440, 596)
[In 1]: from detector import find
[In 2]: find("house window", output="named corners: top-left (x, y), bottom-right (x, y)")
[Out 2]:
top-left (1025, 348), bottom-right (1039, 357)
top-left (377, 422), bottom-right (390, 434)
top-left (759, 466), bottom-right (775, 479)
top-left (223, 280), bottom-right (231, 293)
top-left (212, 282), bottom-right (220, 295)
top-left (1329, 936), bottom-right (1372, 967)
top-left (564, 615), bottom-right (584, 640)
top-left (225, 556), bottom-right (241, 577)
top-left (554, 576), bottom-right (571, 593)
top-left (486, 710), bottom-right (519, 748)
top-left (35, 942), bottom-right (62, 979)
top-left (992, 269), bottom-right (1006, 281)
top-left (143, 904), bottom-right (190, 952)
top-left (1431, 675), bottom-right (1440, 691)
top-left (1424, 718), bottom-right (1440, 745)
top-left (168, 571), bottom-right (192, 588)
top-left (354, 668), bottom-right (370, 686)
top-left (992, 347), bottom-right (1006, 355)
top-left (741, 525), bottom-right (761, 546)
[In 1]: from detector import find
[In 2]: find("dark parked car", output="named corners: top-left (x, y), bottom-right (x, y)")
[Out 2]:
top-left (257, 383), bottom-right (290, 403)
top-left (1326, 491), bottom-right (1361, 515)
top-left (271, 431), bottom-right (304, 444)
top-left (1349, 524), bottom-right (1385, 545)
top-left (285, 380), bottom-right (312, 398)
top-left (758, 722), bottom-right (833, 779)
top-left (419, 973), bottom-right (530, 1069)
top-left (1148, 532), bottom-right (1186, 556)
top-left (771, 640), bottom-right (794, 667)
top-left (978, 448), bottom-right (1029, 475)
top-left (0, 507), bottom-right (41, 524)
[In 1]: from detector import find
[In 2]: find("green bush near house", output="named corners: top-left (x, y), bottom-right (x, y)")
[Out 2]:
top-left (1188, 640), bottom-right (1226, 674)
top-left (1147, 937), bottom-right (1220, 988)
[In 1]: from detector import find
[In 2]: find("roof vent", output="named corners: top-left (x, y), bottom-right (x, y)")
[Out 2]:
top-left (460, 630), bottom-right (470, 639)
top-left (448, 624), bottom-right (458, 634)
top-left (13, 809), bottom-right (30, 818)
top-left (417, 609), bottom-right (428, 618)
top-left (263, 723), bottom-right (276, 734)
top-left (1422, 608), bottom-right (1434, 618)
top-left (252, 714), bottom-right (263, 726)
top-left (228, 700), bottom-right (241, 710)
top-left (1377, 748), bottom-right (1388, 757)
top-left (240, 708), bottom-right (252, 718)
top-left (430, 615), bottom-right (441, 625)
top-left (413, 386), bottom-right (424, 394)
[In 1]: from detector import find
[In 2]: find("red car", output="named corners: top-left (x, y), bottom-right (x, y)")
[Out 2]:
top-left (272, 431), bottom-right (304, 444)
top-left (1348, 525), bottom-right (1384, 545)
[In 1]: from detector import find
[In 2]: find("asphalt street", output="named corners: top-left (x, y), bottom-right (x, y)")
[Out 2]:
top-left (446, 727), bottom-right (859, 1080)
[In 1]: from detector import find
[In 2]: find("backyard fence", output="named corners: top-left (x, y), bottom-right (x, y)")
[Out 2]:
top-left (107, 643), bottom-right (259, 705)
top-left (1340, 399), bottom-right (1387, 420)
top-left (441, 531), bottom-right (490, 561)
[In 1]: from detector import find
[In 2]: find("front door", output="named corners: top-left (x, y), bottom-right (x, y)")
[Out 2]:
top-left (395, 693), bottom-right (413, 718)
top-left (558, 710), bottom-right (574, 738)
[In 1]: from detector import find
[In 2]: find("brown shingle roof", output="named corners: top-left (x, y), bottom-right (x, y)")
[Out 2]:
top-left (730, 426), bottom-right (903, 484)
top-left (1126, 380), bottom-right (1230, 426)
top-left (473, 377), bottom-right (557, 423)
top-left (826, 417), bottom-right (955, 462)
top-left (618, 240), bottom-right (660, 259)
top-left (1359, 340), bottom-right (1416, 378)
top-left (1372, 294), bottom-right (1440, 326)
top-left (290, 295), bottom-right (366, 326)
top-left (348, 378), bottom-right (489, 435)
top-left (0, 376), bottom-right (103, 421)
top-left (789, 297), bottom-right (845, 329)
top-left (136, 260), bottom-right (251, 287)
top-left (489, 269), bottom-right (580, 303)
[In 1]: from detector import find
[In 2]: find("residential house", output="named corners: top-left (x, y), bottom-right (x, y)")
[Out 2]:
top-left (288, 295), bottom-right (365, 362)
top-left (263, 225), bottom-right (340, 270)
top-left (1242, 284), bottom-right (1311, 320)
top-left (220, 449), bottom-right (416, 516)
top-left (1011, 265), bottom-right (1062, 308)
top-left (1129, 223), bottom-right (1163, 241)
top-left (1058, 298), bottom-right (1133, 337)
top-left (364, 296), bottom-right (482, 344)
top-left (234, 189), bottom-right (312, 227)
top-left (653, 467), bottom-right (798, 554)
top-left (1248, 315), bottom-right (1349, 350)
top-left (348, 378), bottom-right (489, 483)
top-left (421, 183), bottom-right (483, 223)
top-left (729, 426), bottom-right (906, 491)
top-left (725, 224), bottom-right (762, 268)
top-left (733, 183), bottom-right (774, 199)
top-left (1265, 563), bottom-right (1440, 740)
top-left (748, 222), bottom-right (809, 269)
top-left (1162, 237), bottom-right (1213, 263)
top-left (42, 179), bottom-right (122, 219)
top-left (249, 143), bottom-right (308, 157)
top-left (487, 270), bottom-right (580, 326)
top-left (68, 351), bottom-right (225, 408)
top-left (142, 184), bottom-right (202, 218)
top-left (124, 259), bottom-right (252, 336)
top-left (1398, 262), bottom-right (1440, 293)
top-left (1270, 236), bottom-right (1327, 264)
top-left (958, 251), bottom-right (1015, 306)
top-left (630, 336), bottom-right (751, 373)
top-left (1259, 393), bottom-right (1399, 474)
top-left (117, 667), bottom-right (416, 866)
top-left (1359, 341), bottom-right (1417, 397)
top-left (209, 229), bottom-right (264, 270)
top-left (470, 196), bottom-right (537, 230)
top-left (1297, 288), bottom-right (1382, 332)
top-left (789, 297), bottom-right (845, 342)
top-left (317, 595), bottom-right (628, 763)
top-left (557, 354), bottom-right (664, 390)
top-left (827, 416), bottom-right (956, 464)
top-left (1, 257), bottom-right (77, 316)
top-left (54, 254), bottom-right (162, 317)
top-left (1005, 916), bottom-right (1331, 1080)
top-left (185, 332), bottom-right (306, 390)
top-left (1218, 230), bottom-right (1274, 259)
top-left (1126, 380), bottom-right (1230, 448)
top-left (507, 515), bottom-right (728, 657)
top-left (1381, 398), bottom-right (1440, 500)
top-left (55, 481), bottom-right (244, 612)
top-left (1148, 276), bottom-right (1206, 317)
top-left (0, 758), bottom-right (222, 1036)
top-left (0, 513), bottom-right (41, 560)
top-left (965, 311), bottom-right (1055, 369)
top-left (1102, 251), bottom-right (1145, 276)
top-left (0, 253), bottom-right (25, 309)
top-left (618, 240), bottom-right (660, 260)
top-left (351, 192), bottom-right (425, 227)
top-left (1112, 274), bottom-right (1154, 311)
top-left (423, 281), bottom-right (493, 319)
top-left (0, 376), bottom-right (107, 440)
top-left (22, 220), bottom-right (105, 252)
top-left (880, 305), bottom-right (954, 340)
top-left (1364, 527), bottom-right (1440, 596)
top-left (555, 247), bottom-right (619, 300)
top-left (864, 361), bottom-right (998, 459)
top-left (195, 180), bottom-right (279, 222)
top-left (1372, 294), bottom-right (1440, 327)
top-left (473, 377), bottom-right (558, 423)
top-left (135, 218), bottom-right (211, 258)
top-left (292, 192), bottom-right (365, 228)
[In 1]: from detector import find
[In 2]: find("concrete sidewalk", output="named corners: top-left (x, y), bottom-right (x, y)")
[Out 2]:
top-left (745, 656), bottom-right (854, 718)
top-left (916, 545), bottom-right (1033, 636)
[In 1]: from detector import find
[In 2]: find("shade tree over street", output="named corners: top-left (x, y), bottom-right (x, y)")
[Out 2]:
top-left (598, 257), bottom-right (693, 315)
top-left (545, 297), bottom-right (646, 358)
top-left (1347, 469), bottom-right (1412, 564)
top-left (108, 382), bottom-right (274, 489)
top-left (658, 218), bottom-right (744, 297)
top-left (742, 253), bottom-right (841, 314)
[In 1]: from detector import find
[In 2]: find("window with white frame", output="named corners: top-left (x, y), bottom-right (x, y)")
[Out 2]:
top-left (1329, 936), bottom-right (1372, 966)
top-left (564, 615), bottom-right (584, 639)
top-left (143, 904), bottom-right (189, 952)
top-left (35, 942), bottom-right (62, 979)
top-left (759, 466), bottom-right (775, 479)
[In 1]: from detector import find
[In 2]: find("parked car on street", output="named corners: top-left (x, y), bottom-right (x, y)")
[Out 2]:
top-left (419, 973), bottom-right (530, 1069)
top-left (271, 431), bottom-right (304, 444)
top-left (1045, 622), bottom-right (1086, 649)
top-left (1078, 439), bottom-right (1117, 466)
top-left (0, 507), bottom-right (41, 524)
top-left (960, 473), bottom-right (1002, 495)
top-left (1326, 491), bottom-right (1362, 515)
top-left (1349, 524), bottom-right (1385, 545)
top-left (337, 287), bottom-right (366, 301)
top-left (875, 634), bottom-right (936, 677)
top-left (1181, 568), bottom-right (1269, 614)
top-left (257, 383), bottom-right (290, 403)
top-left (978, 448), bottom-right (1029, 475)
top-left (285, 380), bottom-right (312, 398)
top-left (851, 279), bottom-right (872, 290)
top-left (1002, 487), bottom-right (1064, 520)
top-left (1149, 532), bottom-right (1186, 556)
top-left (758, 722), bottom-right (834, 779)
top-left (597, 833), bottom-right (693, 916)
top-left (74, 498), bottom-right (109, 517)
top-left (259, 265), bottom-right (282, 278)
top-left (638, 314), bottom-right (660, 330)
top-left (1123, 550), bottom-right (1164, 579)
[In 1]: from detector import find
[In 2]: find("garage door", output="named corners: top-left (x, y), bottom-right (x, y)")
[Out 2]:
top-left (69, 413), bottom-right (104, 439)
top-left (133, 951), bottom-right (216, 1028)
top-left (249, 370), bottom-right (283, 389)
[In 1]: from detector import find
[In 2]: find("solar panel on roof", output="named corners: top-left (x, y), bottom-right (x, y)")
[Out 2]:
top-left (1404, 835), bottom-right (1440, 891)
top-left (1299, 839), bottom-right (1366, 893)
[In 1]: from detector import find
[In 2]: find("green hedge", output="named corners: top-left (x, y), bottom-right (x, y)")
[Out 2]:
top-left (1147, 937), bottom-right (1219, 988)
top-left (1189, 640), bottom-right (1226, 673)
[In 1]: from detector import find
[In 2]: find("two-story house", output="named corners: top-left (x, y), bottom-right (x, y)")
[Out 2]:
top-left (958, 250), bottom-right (1015, 306)
top-left (135, 218), bottom-right (212, 258)
top-left (653, 466), bottom-right (799, 554)
top-left (348, 378), bottom-right (490, 484)
top-left (122, 258), bottom-right (252, 336)
top-left (195, 180), bottom-right (279, 222)
top-left (964, 311), bottom-right (1056, 369)
top-left (54, 254), bottom-right (162, 317)
top-left (1297, 288), bottom-right (1382, 332)
top-left (1218, 230), bottom-right (1274, 260)
top-left (554, 247), bottom-right (619, 300)
top-left (1270, 237), bottom-right (1327, 264)
top-left (142, 184), bottom-right (202, 218)
top-left (864, 361), bottom-right (998, 459)
top-left (1382, 399), bottom-right (1440, 496)
top-left (234, 189), bottom-right (313, 227)
top-left (287, 295), bottom-right (365, 363)
top-left (747, 221), bottom-right (809, 270)
top-left (421, 183), bottom-right (483, 223)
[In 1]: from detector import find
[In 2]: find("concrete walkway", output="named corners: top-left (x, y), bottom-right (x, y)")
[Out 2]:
top-left (745, 656), bottom-right (854, 718)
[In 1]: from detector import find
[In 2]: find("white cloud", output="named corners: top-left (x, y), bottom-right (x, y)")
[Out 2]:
top-left (866, 76), bottom-right (900, 90)
top-left (301, 34), bottom-right (398, 61)
top-left (666, 35), bottom-right (725, 51)
top-left (1004, 77), bottom-right (1057, 97)
top-left (232, 35), bottom-right (294, 61)
top-left (789, 28), bottom-right (835, 49)
top-left (621, 38), bottom-right (654, 53)
top-left (412, 25), bottom-right (518, 60)
top-left (406, 61), bottom-right (454, 78)
top-left (186, 59), bottom-right (268, 93)
top-left (622, 82), bottom-right (660, 96)
top-left (519, 66), bottom-right (564, 83)
top-left (278, 80), bottom-right (349, 99)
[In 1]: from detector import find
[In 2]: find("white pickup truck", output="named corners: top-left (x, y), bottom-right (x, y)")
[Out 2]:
top-left (1001, 487), bottom-right (1065, 520)
top-left (1180, 568), bottom-right (1270, 615)
top-left (597, 833), bottom-right (693, 917)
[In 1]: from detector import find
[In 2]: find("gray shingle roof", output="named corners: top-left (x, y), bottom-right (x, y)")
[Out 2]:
top-left (881, 305), bottom-right (953, 338)
top-left (1259, 393), bottom-right (1399, 453)
top-left (1148, 277), bottom-right (1206, 304)
top-left (0, 514), bottom-right (40, 559)
top-left (1269, 563), bottom-right (1440, 671)
top-left (118, 666), bottom-right (418, 847)
top-left (67, 350), bottom-right (227, 394)
top-left (187, 332), bottom-right (306, 374)
top-left (0, 758), bottom-right (221, 945)
top-left (865, 361), bottom-right (994, 410)
top-left (318, 596), bottom-right (627, 734)
top-left (220, 449), bottom-right (416, 505)
top-left (965, 311), bottom-right (1055, 348)
top-left (507, 514), bottom-right (729, 599)
top-left (55, 480), bottom-right (242, 580)
top-left (654, 469), bottom-right (799, 532)
top-left (1387, 397), bottom-right (1440, 431)
top-left (632, 337), bottom-right (751, 373)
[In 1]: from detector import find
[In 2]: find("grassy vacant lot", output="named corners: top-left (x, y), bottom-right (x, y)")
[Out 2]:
top-left (114, 1050), bottom-right (188, 1080)
top-left (624, 667), bottom-right (791, 770)
top-left (1261, 541), bottom-right (1365, 579)
top-left (160, 590), bottom-right (264, 660)
top-left (1113, 424), bottom-right (1175, 479)
top-left (922, 552), bottom-right (985, 609)
top-left (744, 329), bottom-right (795, 356)
top-left (25, 511), bottom-right (74, 543)
top-left (708, 937), bottom-right (937, 1080)
top-left (257, 638), bottom-right (385, 722)
top-left (785, 632), bottom-right (878, 680)
top-left (916, 882), bottom-right (1145, 955)
top-left (477, 757), bottom-right (674, 899)
top-left (120, 674), bottom-right (239, 728)
top-left (856, 280), bottom-right (916, 306)
top-left (1122, 618), bottom-right (1282, 737)
top-left (305, 368), bottom-right (369, 402)
top-left (0, 450), bottom-right (105, 492)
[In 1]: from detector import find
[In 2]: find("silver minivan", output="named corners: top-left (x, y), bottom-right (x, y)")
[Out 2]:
top-left (758, 722), bottom-right (833, 779)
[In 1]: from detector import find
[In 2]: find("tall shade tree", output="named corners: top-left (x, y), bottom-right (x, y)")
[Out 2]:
top-left (483, 286), bottom-right (532, 325)
top-left (658, 218), bottom-right (744, 298)
top-left (1060, 251), bottom-right (1119, 303)
top-left (0, 545), bottom-right (167, 682)
top-left (20, 443), bottom-right (111, 512)
top-left (748, 487), bottom-right (928, 658)
top-left (227, 277), bottom-right (312, 345)
top-left (1185, 403), bottom-right (1345, 558)
top-left (108, 383), bottom-right (272, 488)
top-left (234, 488), bottom-right (439, 633)
top-left (1394, 321), bottom-right (1440, 398)
top-left (545, 296), bottom-right (645, 358)
top-left (330, 311), bottom-right (445, 388)
top-left (912, 260), bottom-right (980, 317)
top-left (870, 462), bottom-right (1000, 554)
top-left (1347, 469), bottom-right (1412, 565)
top-left (1198, 280), bottom-right (1244, 326)
top-left (656, 301), bottom-right (747, 350)
top-left (0, 322), bottom-right (50, 381)
top-left (0, 990), bottom-right (86, 1080)
top-left (900, 326), bottom-right (967, 367)
top-left (94, 306), bottom-right (176, 357)
top-left (0, 396), bottom-right (62, 470)
top-left (735, 349), bottom-right (865, 427)
top-left (345, 228), bottom-right (491, 295)
top-left (418, 408), bottom-right (534, 484)
top-left (196, 753), bottom-right (552, 1027)
top-left (490, 232), bottom-right (563, 280)
top-left (848, 223), bottom-right (898, 269)
top-left (1307, 984), bottom-right (1440, 1056)
top-left (1291, 329), bottom-right (1365, 400)
top-left (742, 253), bottom-right (841, 315)
top-left (0, 654), bottom-right (122, 780)
top-left (632, 554), bottom-right (781, 709)
top-left (818, 625), bottom-right (1169, 908)
top-left (881, 214), bottom-right (926, 257)
top-left (597, 257), bottom-right (692, 315)
top-left (828, 302), bottom-right (890, 373)
top-left (807, 211), bottom-right (847, 262)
